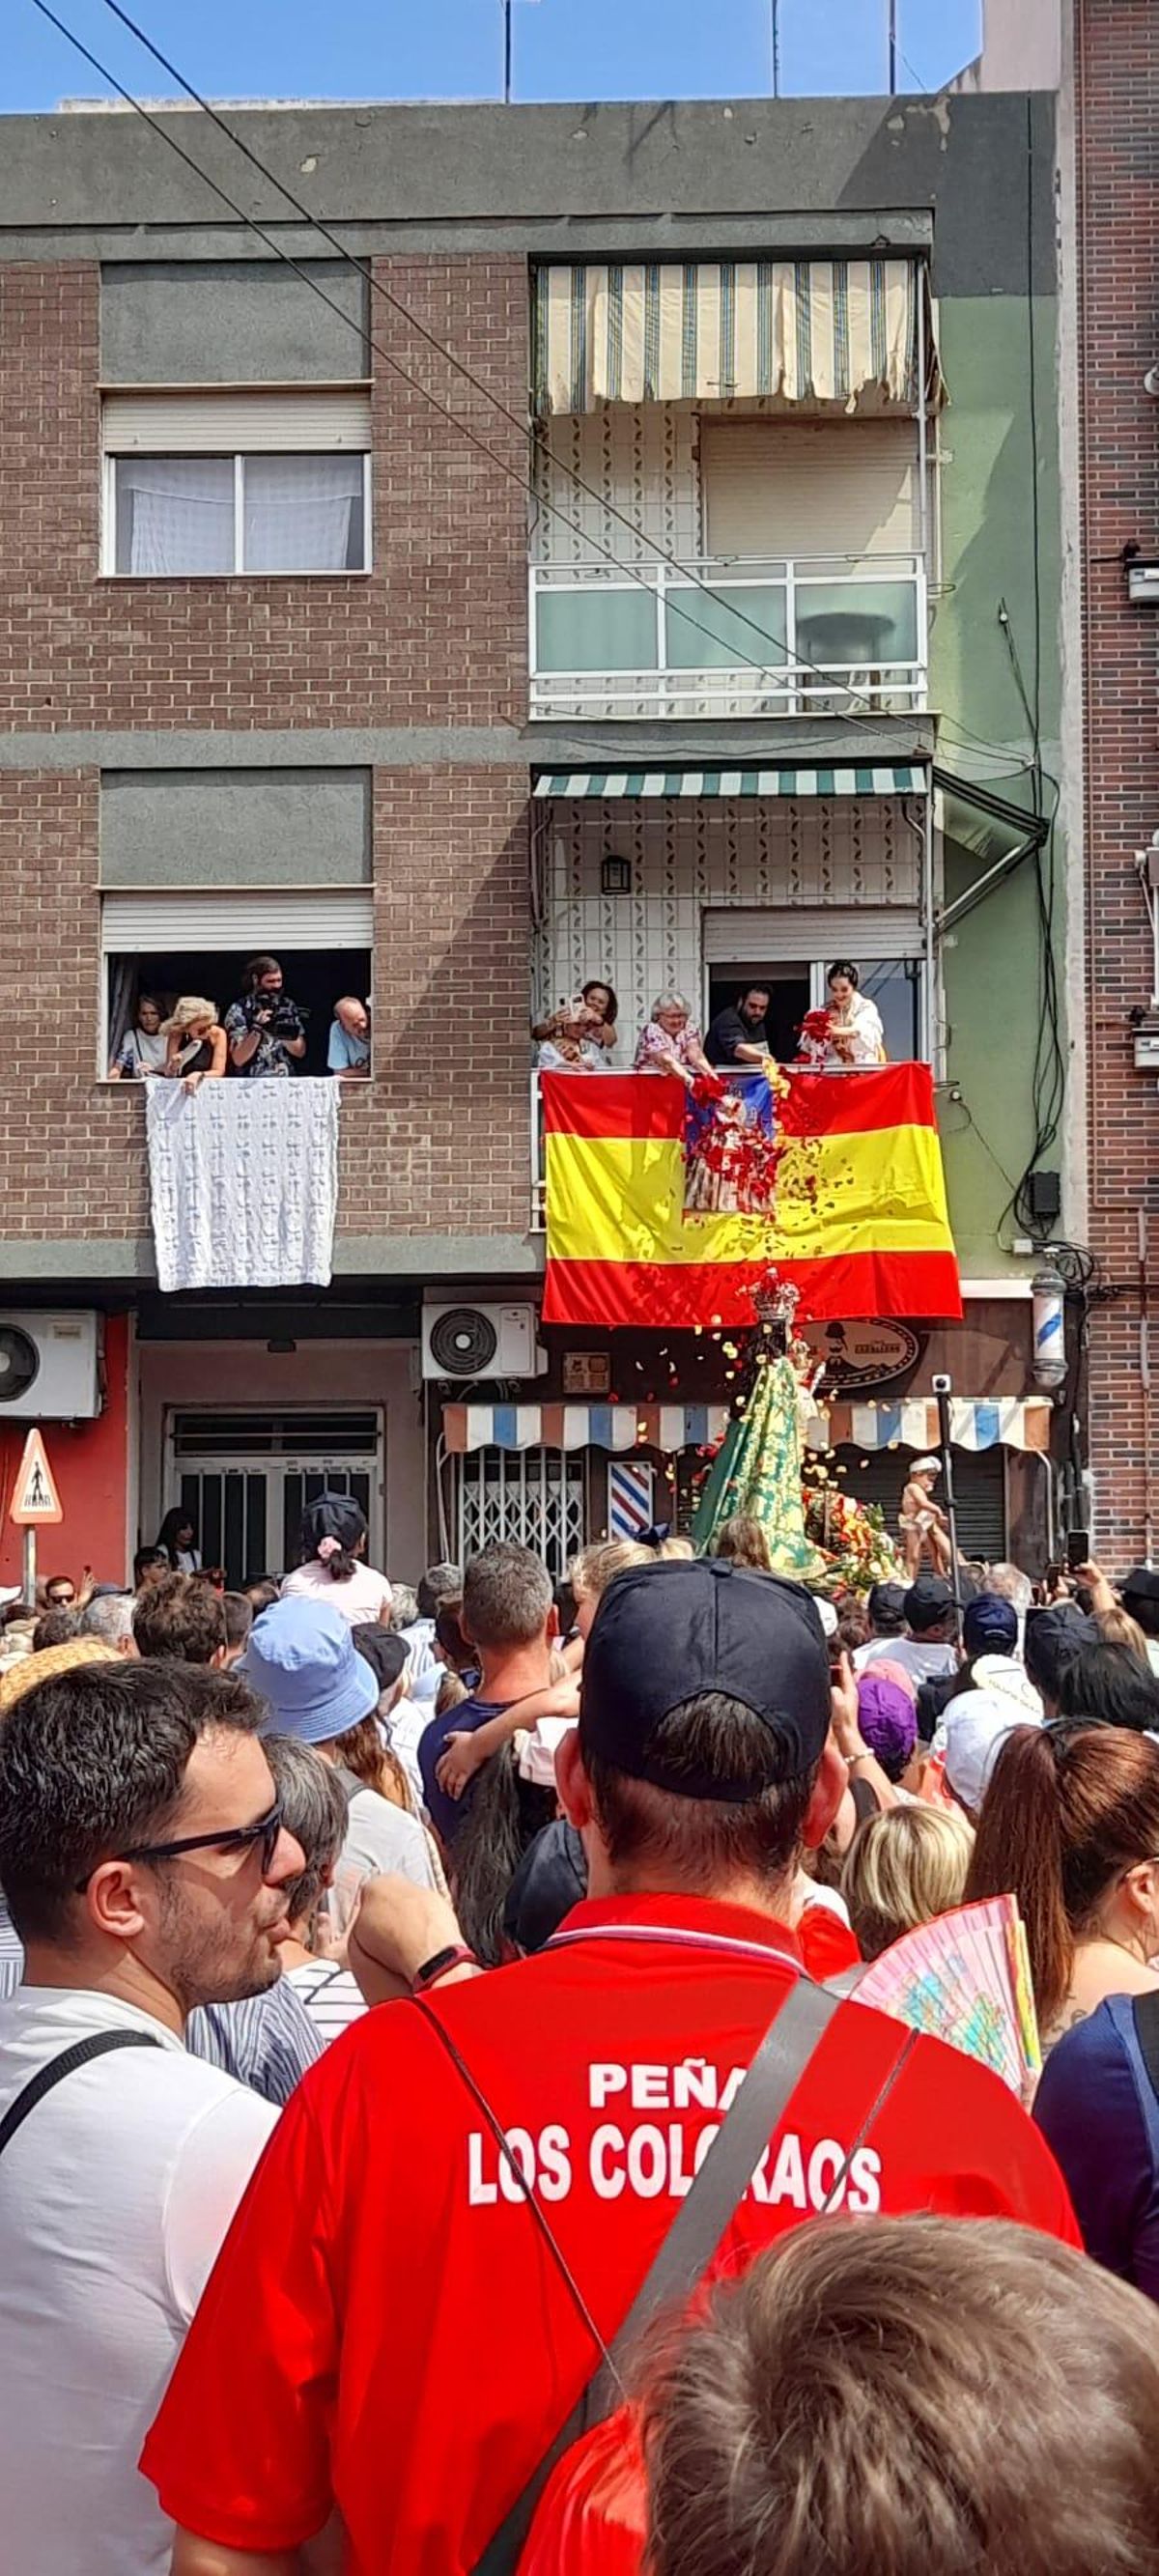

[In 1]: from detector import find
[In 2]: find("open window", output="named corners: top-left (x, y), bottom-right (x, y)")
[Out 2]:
top-left (703, 907), bottom-right (930, 1063)
top-left (100, 889), bottom-right (374, 1080)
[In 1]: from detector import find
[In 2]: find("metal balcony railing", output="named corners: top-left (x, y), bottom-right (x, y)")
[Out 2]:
top-left (528, 552), bottom-right (927, 722)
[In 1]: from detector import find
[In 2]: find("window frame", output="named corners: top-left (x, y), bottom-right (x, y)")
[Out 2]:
top-left (100, 448), bottom-right (373, 580)
top-left (700, 937), bottom-right (936, 1069)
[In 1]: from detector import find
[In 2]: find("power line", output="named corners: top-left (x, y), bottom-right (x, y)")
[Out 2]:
top-left (36, 0), bottom-right (1031, 778)
top-left (95, 0), bottom-right (954, 740)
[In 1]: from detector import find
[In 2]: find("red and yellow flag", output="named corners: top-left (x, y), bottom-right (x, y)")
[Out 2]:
top-left (541, 1064), bottom-right (961, 1328)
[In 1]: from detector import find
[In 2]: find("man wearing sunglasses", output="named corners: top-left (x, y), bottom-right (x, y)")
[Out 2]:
top-left (0, 1656), bottom-right (305, 2576)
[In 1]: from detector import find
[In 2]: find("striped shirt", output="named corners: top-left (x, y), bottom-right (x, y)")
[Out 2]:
top-left (0, 1898), bottom-right (23, 2004)
top-left (184, 1978), bottom-right (325, 2108)
top-left (287, 1958), bottom-right (368, 2046)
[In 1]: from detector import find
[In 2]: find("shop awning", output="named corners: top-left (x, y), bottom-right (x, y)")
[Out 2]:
top-left (442, 1401), bottom-right (730, 1455)
top-left (822, 1398), bottom-right (1053, 1455)
top-left (533, 765), bottom-right (927, 801)
top-left (531, 261), bottom-right (946, 418)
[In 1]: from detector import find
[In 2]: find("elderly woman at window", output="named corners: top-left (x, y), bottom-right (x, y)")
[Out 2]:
top-left (634, 991), bottom-right (713, 1089)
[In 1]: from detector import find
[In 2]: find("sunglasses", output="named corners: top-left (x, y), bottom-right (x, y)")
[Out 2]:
top-left (74, 1799), bottom-right (283, 1893)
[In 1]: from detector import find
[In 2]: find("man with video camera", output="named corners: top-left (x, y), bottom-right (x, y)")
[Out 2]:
top-left (224, 955), bottom-right (309, 1078)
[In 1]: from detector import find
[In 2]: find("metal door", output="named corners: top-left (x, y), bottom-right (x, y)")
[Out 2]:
top-left (456, 1445), bottom-right (585, 1581)
top-left (169, 1410), bottom-right (382, 1588)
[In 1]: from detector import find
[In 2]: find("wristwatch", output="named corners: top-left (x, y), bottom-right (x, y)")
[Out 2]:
top-left (411, 1943), bottom-right (479, 1995)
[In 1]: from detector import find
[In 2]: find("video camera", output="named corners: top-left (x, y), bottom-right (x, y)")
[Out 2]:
top-left (241, 991), bottom-right (309, 1040)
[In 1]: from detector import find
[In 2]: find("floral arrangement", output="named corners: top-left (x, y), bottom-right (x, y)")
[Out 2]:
top-left (804, 1467), bottom-right (901, 1590)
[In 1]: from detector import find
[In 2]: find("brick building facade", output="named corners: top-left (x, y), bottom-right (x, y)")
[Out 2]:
top-left (1073, 0), bottom-right (1159, 1557)
top-left (0, 95), bottom-right (1066, 1582)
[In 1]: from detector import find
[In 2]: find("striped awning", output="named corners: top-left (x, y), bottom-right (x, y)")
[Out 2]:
top-left (822, 1399), bottom-right (1053, 1456)
top-left (533, 765), bottom-right (927, 802)
top-left (531, 261), bottom-right (945, 418)
top-left (442, 1401), bottom-right (729, 1456)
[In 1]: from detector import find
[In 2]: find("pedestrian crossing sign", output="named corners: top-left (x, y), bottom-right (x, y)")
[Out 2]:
top-left (9, 1428), bottom-right (64, 1526)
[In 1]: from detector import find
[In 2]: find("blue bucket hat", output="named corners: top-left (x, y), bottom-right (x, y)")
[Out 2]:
top-left (239, 1595), bottom-right (379, 1744)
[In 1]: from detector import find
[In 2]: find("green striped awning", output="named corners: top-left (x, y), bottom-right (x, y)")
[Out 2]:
top-left (531, 261), bottom-right (946, 417)
top-left (532, 766), bottom-right (928, 801)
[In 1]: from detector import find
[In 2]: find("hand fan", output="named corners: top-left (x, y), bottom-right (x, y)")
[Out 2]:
top-left (855, 1894), bottom-right (1041, 2094)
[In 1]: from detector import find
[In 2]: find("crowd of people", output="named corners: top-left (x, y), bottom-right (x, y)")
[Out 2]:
top-left (5, 1495), bottom-right (1159, 2573)
top-left (533, 962), bottom-right (888, 1081)
top-left (109, 955), bottom-right (371, 1088)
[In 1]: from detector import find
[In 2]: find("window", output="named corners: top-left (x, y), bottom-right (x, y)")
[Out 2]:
top-left (703, 908), bottom-right (932, 1064)
top-left (101, 388), bottom-right (372, 578)
top-left (109, 454), bottom-right (368, 577)
top-left (100, 889), bottom-right (374, 1081)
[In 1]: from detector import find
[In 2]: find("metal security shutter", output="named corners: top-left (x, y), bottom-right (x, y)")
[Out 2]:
top-left (101, 389), bottom-right (372, 453)
top-left (702, 908), bottom-right (922, 964)
top-left (833, 1445), bottom-right (1006, 1564)
top-left (701, 421), bottom-right (918, 559)
top-left (101, 889), bottom-right (373, 950)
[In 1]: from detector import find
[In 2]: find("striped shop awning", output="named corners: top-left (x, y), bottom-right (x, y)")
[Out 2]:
top-left (533, 765), bottom-right (927, 802)
top-left (821, 1398), bottom-right (1053, 1456)
top-left (442, 1401), bottom-right (730, 1456)
top-left (531, 260), bottom-right (946, 417)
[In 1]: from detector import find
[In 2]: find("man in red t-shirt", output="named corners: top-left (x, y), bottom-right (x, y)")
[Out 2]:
top-left (144, 1561), bottom-right (1077, 2576)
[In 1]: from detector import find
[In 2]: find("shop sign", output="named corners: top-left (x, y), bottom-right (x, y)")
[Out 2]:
top-left (804, 1318), bottom-right (922, 1393)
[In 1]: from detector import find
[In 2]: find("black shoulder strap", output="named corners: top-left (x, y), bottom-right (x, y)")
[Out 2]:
top-left (0, 2031), bottom-right (161, 2163)
top-left (412, 1975), bottom-right (916, 2576)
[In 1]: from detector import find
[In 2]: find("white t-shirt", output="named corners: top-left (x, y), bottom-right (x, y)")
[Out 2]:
top-left (857, 1633), bottom-right (958, 1685)
top-left (329, 1785), bottom-right (438, 1934)
top-left (287, 1957), bottom-right (368, 2045)
top-left (280, 1559), bottom-right (393, 1627)
top-left (0, 1986), bottom-right (275, 2576)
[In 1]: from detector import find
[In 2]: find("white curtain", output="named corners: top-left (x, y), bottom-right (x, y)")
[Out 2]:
top-left (116, 459), bottom-right (235, 575)
top-left (242, 455), bottom-right (362, 573)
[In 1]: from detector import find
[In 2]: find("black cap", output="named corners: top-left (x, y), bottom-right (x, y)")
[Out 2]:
top-left (867, 1580), bottom-right (907, 1626)
top-left (904, 1573), bottom-right (953, 1629)
top-left (1023, 1603), bottom-right (1099, 1695)
top-left (1121, 1566), bottom-right (1159, 1606)
top-left (353, 1627), bottom-right (409, 1692)
top-left (580, 1559), bottom-right (832, 1801)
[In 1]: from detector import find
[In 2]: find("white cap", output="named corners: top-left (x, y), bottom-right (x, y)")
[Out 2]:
top-left (939, 1687), bottom-right (1042, 1813)
top-left (910, 1456), bottom-right (941, 1478)
top-left (811, 1596), bottom-right (838, 1639)
top-left (0, 1586), bottom-right (22, 1609)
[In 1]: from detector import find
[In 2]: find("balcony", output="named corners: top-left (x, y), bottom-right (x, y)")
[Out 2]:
top-left (528, 552), bottom-right (927, 723)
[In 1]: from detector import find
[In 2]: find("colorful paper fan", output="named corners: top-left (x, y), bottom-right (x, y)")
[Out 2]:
top-left (855, 1894), bottom-right (1041, 2094)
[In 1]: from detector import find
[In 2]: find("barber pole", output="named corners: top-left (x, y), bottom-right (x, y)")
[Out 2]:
top-left (608, 1458), bottom-right (655, 1543)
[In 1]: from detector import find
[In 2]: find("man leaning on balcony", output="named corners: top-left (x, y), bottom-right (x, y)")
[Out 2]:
top-left (705, 984), bottom-right (772, 1070)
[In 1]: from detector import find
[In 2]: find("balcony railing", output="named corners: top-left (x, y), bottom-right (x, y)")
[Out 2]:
top-left (529, 552), bottom-right (927, 722)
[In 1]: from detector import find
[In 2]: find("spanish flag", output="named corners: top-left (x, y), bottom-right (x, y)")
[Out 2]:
top-left (541, 1064), bottom-right (961, 1328)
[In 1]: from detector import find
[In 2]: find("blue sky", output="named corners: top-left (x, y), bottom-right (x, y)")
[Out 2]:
top-left (7, 0), bottom-right (980, 116)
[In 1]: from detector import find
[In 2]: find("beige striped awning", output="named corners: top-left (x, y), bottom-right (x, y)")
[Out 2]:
top-left (531, 259), bottom-right (946, 418)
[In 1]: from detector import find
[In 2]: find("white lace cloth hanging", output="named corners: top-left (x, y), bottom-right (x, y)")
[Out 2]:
top-left (146, 1079), bottom-right (340, 1292)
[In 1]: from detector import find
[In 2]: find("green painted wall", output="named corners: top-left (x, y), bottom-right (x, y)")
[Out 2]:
top-left (930, 285), bottom-right (1064, 1273)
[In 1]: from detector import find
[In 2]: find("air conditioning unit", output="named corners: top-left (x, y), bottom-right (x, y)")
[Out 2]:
top-left (0, 1312), bottom-right (101, 1419)
top-left (421, 1303), bottom-right (548, 1382)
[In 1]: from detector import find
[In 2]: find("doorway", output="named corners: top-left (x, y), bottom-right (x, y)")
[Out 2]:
top-left (166, 1408), bottom-right (382, 1586)
top-left (706, 961), bottom-right (810, 1062)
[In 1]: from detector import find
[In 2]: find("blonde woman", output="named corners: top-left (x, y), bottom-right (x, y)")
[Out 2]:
top-left (842, 1804), bottom-right (975, 1963)
top-left (160, 997), bottom-right (227, 1093)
